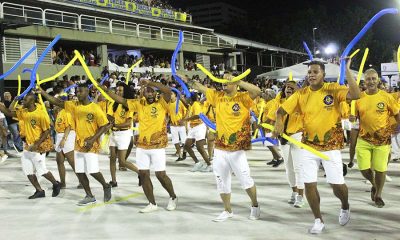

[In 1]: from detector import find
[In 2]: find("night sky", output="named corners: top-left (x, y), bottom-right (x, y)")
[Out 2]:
top-left (175, 0), bottom-right (400, 65)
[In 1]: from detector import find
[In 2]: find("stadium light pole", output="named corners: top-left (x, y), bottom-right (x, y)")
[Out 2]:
top-left (313, 27), bottom-right (318, 55)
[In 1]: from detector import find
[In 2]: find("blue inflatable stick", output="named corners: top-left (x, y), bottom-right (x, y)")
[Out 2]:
top-left (0, 46), bottom-right (36, 80)
top-left (338, 8), bottom-right (398, 85)
top-left (171, 31), bottom-right (191, 98)
top-left (251, 137), bottom-right (278, 145)
top-left (303, 41), bottom-right (313, 60)
top-left (171, 87), bottom-right (181, 114)
top-left (64, 84), bottom-right (77, 93)
top-left (199, 113), bottom-right (216, 131)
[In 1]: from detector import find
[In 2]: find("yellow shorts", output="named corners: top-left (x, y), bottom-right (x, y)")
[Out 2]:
top-left (356, 138), bottom-right (390, 172)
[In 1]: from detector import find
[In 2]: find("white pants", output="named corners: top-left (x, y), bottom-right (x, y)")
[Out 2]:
top-left (213, 149), bottom-right (255, 194)
top-left (391, 133), bottom-right (400, 160)
top-left (133, 123), bottom-right (139, 136)
top-left (300, 149), bottom-right (345, 184)
top-left (136, 148), bottom-right (166, 171)
top-left (187, 123), bottom-right (207, 141)
top-left (109, 130), bottom-right (132, 150)
top-left (171, 126), bottom-right (187, 145)
top-left (280, 132), bottom-right (304, 189)
top-left (21, 151), bottom-right (48, 176)
top-left (75, 152), bottom-right (100, 174)
top-left (55, 131), bottom-right (76, 154)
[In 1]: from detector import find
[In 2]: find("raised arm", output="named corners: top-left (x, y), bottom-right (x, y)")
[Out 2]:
top-left (238, 81), bottom-right (262, 100)
top-left (144, 80), bottom-right (172, 103)
top-left (178, 74), bottom-right (208, 94)
top-left (98, 85), bottom-right (128, 108)
top-left (0, 102), bottom-right (16, 118)
top-left (37, 87), bottom-right (65, 108)
top-left (345, 58), bottom-right (361, 100)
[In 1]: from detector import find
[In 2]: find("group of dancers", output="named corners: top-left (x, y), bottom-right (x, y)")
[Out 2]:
top-left (0, 56), bottom-right (398, 234)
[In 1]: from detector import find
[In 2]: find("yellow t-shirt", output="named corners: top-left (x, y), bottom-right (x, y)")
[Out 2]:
top-left (281, 83), bottom-right (348, 151)
top-left (127, 98), bottom-right (169, 149)
top-left (107, 103), bottom-right (133, 130)
top-left (267, 98), bottom-right (303, 135)
top-left (16, 106), bottom-right (53, 153)
top-left (203, 101), bottom-right (216, 123)
top-left (55, 109), bottom-right (74, 133)
top-left (97, 101), bottom-right (109, 113)
top-left (189, 101), bottom-right (203, 128)
top-left (389, 92), bottom-right (400, 134)
top-left (206, 89), bottom-right (253, 151)
top-left (262, 99), bottom-right (276, 123)
top-left (65, 101), bottom-right (109, 153)
top-left (356, 90), bottom-right (400, 145)
top-left (168, 100), bottom-right (187, 126)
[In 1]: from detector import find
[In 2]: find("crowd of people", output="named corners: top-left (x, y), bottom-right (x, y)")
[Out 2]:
top-left (1, 58), bottom-right (400, 235)
top-left (52, 47), bottom-right (100, 66)
top-left (131, 0), bottom-right (187, 13)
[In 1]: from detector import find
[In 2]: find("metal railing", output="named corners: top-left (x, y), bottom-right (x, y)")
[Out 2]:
top-left (0, 2), bottom-right (234, 49)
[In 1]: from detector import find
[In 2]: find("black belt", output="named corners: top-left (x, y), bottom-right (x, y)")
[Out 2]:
top-left (112, 128), bottom-right (130, 132)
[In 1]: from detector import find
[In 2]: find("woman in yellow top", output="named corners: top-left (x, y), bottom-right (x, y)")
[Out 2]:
top-left (54, 101), bottom-right (78, 188)
top-left (354, 69), bottom-right (400, 208)
top-left (266, 80), bottom-right (304, 207)
top-left (181, 93), bottom-right (212, 172)
top-left (107, 82), bottom-right (139, 187)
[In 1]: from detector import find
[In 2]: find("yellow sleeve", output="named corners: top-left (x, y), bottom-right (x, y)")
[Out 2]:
top-left (193, 102), bottom-right (202, 115)
top-left (266, 100), bottom-right (280, 121)
top-left (241, 92), bottom-right (254, 109)
top-left (65, 101), bottom-right (76, 115)
top-left (205, 89), bottom-right (217, 107)
top-left (127, 99), bottom-right (139, 113)
top-left (106, 102), bottom-right (114, 116)
top-left (66, 112), bottom-right (73, 127)
top-left (94, 105), bottom-right (109, 127)
top-left (15, 108), bottom-right (25, 121)
top-left (159, 97), bottom-right (169, 110)
top-left (333, 83), bottom-right (349, 103)
top-left (281, 92), bottom-right (300, 115)
top-left (387, 94), bottom-right (400, 116)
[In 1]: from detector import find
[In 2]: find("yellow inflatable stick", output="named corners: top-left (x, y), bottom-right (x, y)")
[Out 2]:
top-left (38, 55), bottom-right (79, 85)
top-left (126, 59), bottom-right (143, 84)
top-left (253, 101), bottom-right (265, 139)
top-left (260, 123), bottom-right (329, 160)
top-left (73, 50), bottom-right (115, 103)
top-left (13, 75), bottom-right (22, 107)
top-left (350, 48), bottom-right (369, 117)
top-left (196, 63), bottom-right (251, 83)
top-left (289, 71), bottom-right (293, 81)
top-left (36, 74), bottom-right (48, 114)
top-left (349, 49), bottom-right (360, 59)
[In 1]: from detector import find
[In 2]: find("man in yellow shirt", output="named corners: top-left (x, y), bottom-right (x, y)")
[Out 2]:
top-left (181, 93), bottom-right (211, 172)
top-left (273, 60), bottom-right (360, 234)
top-left (38, 83), bottom-right (112, 206)
top-left (168, 91), bottom-right (188, 161)
top-left (355, 68), bottom-right (400, 208)
top-left (100, 79), bottom-right (177, 213)
top-left (0, 93), bottom-right (62, 199)
top-left (181, 72), bottom-right (261, 222)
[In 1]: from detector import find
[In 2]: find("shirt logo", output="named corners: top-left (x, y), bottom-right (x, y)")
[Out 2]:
top-left (232, 103), bottom-right (240, 112)
top-left (57, 118), bottom-right (62, 123)
top-left (151, 107), bottom-right (158, 118)
top-left (87, 113), bottom-right (94, 123)
top-left (30, 119), bottom-right (36, 128)
top-left (377, 102), bottom-right (385, 110)
top-left (323, 95), bottom-right (334, 105)
top-left (120, 109), bottom-right (126, 117)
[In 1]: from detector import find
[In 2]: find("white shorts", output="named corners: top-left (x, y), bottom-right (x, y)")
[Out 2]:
top-left (55, 131), bottom-right (76, 153)
top-left (391, 133), bottom-right (400, 159)
top-left (136, 148), bottom-right (166, 171)
top-left (280, 132), bottom-right (304, 189)
top-left (299, 149), bottom-right (345, 184)
top-left (133, 123), bottom-right (139, 136)
top-left (213, 149), bottom-right (255, 193)
top-left (351, 119), bottom-right (360, 130)
top-left (171, 126), bottom-right (187, 144)
top-left (342, 119), bottom-right (351, 131)
top-left (187, 123), bottom-right (207, 141)
top-left (109, 130), bottom-right (132, 150)
top-left (21, 151), bottom-right (48, 176)
top-left (75, 151), bottom-right (100, 174)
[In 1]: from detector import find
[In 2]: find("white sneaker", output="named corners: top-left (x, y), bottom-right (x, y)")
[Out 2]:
top-left (213, 211), bottom-right (234, 222)
top-left (288, 192), bottom-right (298, 204)
top-left (139, 203), bottom-right (158, 213)
top-left (0, 154), bottom-right (8, 163)
top-left (200, 164), bottom-right (213, 172)
top-left (339, 208), bottom-right (350, 226)
top-left (386, 175), bottom-right (393, 182)
top-left (249, 206), bottom-right (260, 220)
top-left (190, 162), bottom-right (204, 172)
top-left (293, 195), bottom-right (305, 208)
top-left (166, 197), bottom-right (177, 211)
top-left (309, 218), bottom-right (325, 234)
